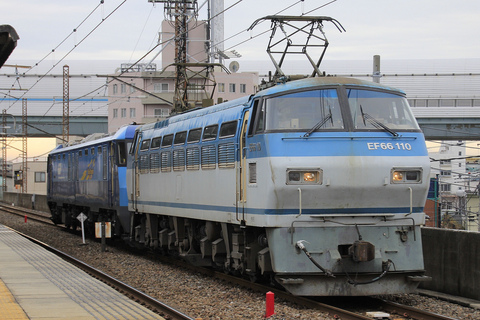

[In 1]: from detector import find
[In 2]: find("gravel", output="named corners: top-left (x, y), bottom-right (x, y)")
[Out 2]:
top-left (1, 210), bottom-right (478, 320)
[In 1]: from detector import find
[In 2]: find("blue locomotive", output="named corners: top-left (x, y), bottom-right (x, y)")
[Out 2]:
top-left (47, 124), bottom-right (137, 235)
top-left (124, 76), bottom-right (431, 296)
top-left (48, 76), bottom-right (430, 296)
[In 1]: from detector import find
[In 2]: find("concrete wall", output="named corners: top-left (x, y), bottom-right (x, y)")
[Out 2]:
top-left (2, 192), bottom-right (50, 213)
top-left (421, 227), bottom-right (480, 300)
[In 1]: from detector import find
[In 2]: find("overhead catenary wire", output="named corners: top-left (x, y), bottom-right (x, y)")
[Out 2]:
top-left (2, 0), bottom-right (333, 118)
top-left (3, 0), bottom-right (128, 112)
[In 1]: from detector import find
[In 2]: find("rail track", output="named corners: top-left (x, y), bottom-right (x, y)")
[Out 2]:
top-left (0, 203), bottom-right (460, 320)
top-left (185, 262), bottom-right (458, 320)
top-left (0, 203), bottom-right (54, 225)
top-left (7, 226), bottom-right (194, 320)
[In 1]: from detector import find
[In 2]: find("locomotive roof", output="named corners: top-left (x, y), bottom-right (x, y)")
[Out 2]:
top-left (255, 76), bottom-right (405, 98)
top-left (49, 124), bottom-right (137, 155)
top-left (136, 76), bottom-right (405, 133)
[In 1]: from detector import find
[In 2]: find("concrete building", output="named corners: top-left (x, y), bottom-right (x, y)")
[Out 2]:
top-left (428, 141), bottom-right (480, 230)
top-left (107, 20), bottom-right (258, 133)
top-left (11, 159), bottom-right (48, 196)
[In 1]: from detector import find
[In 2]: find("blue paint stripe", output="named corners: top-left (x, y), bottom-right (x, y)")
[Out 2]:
top-left (131, 200), bottom-right (423, 215)
top-left (247, 132), bottom-right (428, 158)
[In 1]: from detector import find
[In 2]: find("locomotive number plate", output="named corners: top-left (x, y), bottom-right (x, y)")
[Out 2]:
top-left (367, 142), bottom-right (412, 150)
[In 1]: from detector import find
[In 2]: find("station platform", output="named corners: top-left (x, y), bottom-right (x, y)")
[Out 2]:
top-left (0, 224), bottom-right (163, 319)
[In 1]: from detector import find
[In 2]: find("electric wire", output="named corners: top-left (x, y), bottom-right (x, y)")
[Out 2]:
top-left (3, 0), bottom-right (128, 112)
top-left (1, 0), bottom-right (323, 118)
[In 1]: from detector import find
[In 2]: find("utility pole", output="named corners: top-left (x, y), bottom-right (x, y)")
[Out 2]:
top-left (62, 65), bottom-right (69, 145)
top-left (1, 109), bottom-right (6, 192)
top-left (21, 98), bottom-right (27, 193)
top-left (150, 0), bottom-right (198, 113)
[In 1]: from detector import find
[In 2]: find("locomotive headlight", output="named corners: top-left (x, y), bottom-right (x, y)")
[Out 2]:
top-left (392, 171), bottom-right (403, 181)
top-left (304, 172), bottom-right (316, 182)
top-left (287, 169), bottom-right (322, 185)
top-left (391, 168), bottom-right (422, 184)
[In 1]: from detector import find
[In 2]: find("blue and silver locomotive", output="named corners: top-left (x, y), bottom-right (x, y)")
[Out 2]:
top-left (125, 76), bottom-right (431, 296)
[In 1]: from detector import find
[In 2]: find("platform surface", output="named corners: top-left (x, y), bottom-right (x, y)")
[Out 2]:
top-left (0, 224), bottom-right (163, 319)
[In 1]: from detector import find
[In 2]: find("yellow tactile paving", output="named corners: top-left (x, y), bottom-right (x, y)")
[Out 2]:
top-left (0, 277), bottom-right (28, 320)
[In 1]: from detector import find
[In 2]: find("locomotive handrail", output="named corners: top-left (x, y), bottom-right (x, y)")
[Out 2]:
top-left (406, 187), bottom-right (413, 216)
top-left (385, 216), bottom-right (417, 241)
top-left (296, 188), bottom-right (302, 217)
top-left (310, 213), bottom-right (395, 218)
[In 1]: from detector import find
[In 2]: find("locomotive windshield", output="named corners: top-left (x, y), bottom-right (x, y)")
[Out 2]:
top-left (262, 89), bottom-right (343, 131)
top-left (347, 89), bottom-right (419, 131)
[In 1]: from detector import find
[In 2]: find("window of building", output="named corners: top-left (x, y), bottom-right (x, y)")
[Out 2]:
top-left (154, 108), bottom-right (170, 117)
top-left (121, 83), bottom-right (126, 93)
top-left (441, 184), bottom-right (451, 192)
top-left (415, 99), bottom-right (426, 107)
top-left (154, 83), bottom-right (169, 92)
top-left (218, 83), bottom-right (225, 93)
top-left (113, 109), bottom-right (118, 118)
top-left (121, 108), bottom-right (127, 118)
top-left (457, 99), bottom-right (472, 107)
top-left (240, 84), bottom-right (246, 93)
top-left (459, 151), bottom-right (462, 156)
top-left (130, 108), bottom-right (136, 118)
top-left (35, 172), bottom-right (46, 183)
top-left (113, 84), bottom-right (118, 94)
top-left (229, 83), bottom-right (236, 93)
top-left (440, 99), bottom-right (454, 107)
top-left (441, 170), bottom-right (451, 176)
top-left (130, 84), bottom-right (135, 93)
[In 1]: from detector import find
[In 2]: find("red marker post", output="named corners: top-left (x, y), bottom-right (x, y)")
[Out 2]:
top-left (264, 291), bottom-right (275, 318)
top-left (24, 215), bottom-right (27, 223)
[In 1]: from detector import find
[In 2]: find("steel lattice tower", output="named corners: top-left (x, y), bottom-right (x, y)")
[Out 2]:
top-left (1, 109), bottom-right (6, 192)
top-left (62, 65), bottom-right (69, 145)
top-left (21, 98), bottom-right (27, 193)
top-left (150, 0), bottom-right (198, 112)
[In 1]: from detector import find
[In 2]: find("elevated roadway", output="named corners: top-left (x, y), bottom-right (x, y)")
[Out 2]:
top-left (418, 117), bottom-right (480, 140)
top-left (2, 115), bottom-right (479, 140)
top-left (2, 116), bottom-right (108, 137)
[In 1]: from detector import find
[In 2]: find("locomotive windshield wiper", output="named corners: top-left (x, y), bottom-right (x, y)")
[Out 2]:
top-left (303, 108), bottom-right (333, 137)
top-left (360, 106), bottom-right (399, 137)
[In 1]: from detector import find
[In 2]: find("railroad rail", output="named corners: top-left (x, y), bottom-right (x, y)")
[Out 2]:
top-left (375, 298), bottom-right (458, 320)
top-left (200, 266), bottom-right (458, 320)
top-left (8, 227), bottom-right (194, 320)
top-left (142, 240), bottom-right (459, 320)
top-left (0, 203), bottom-right (54, 225)
top-left (0, 204), bottom-right (461, 320)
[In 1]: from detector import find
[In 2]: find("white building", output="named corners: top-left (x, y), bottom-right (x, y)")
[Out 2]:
top-left (429, 141), bottom-right (477, 229)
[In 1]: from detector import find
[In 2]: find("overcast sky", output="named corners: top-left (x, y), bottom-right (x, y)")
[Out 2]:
top-left (3, 0), bottom-right (479, 71)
